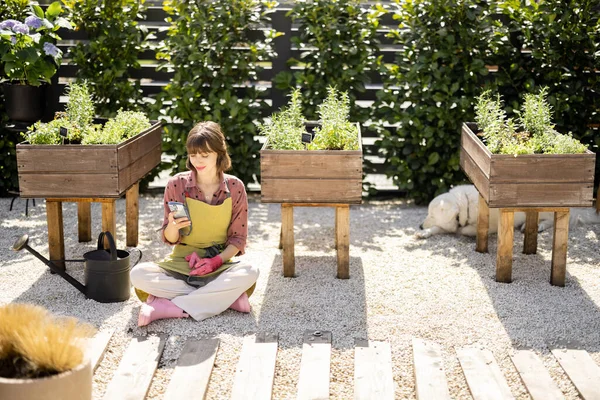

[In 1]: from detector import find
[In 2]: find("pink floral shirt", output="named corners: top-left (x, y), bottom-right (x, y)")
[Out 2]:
top-left (161, 171), bottom-right (248, 255)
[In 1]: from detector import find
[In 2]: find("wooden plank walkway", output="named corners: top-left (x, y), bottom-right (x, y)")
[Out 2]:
top-left (87, 334), bottom-right (600, 399)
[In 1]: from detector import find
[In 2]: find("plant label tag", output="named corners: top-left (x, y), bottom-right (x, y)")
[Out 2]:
top-left (301, 133), bottom-right (312, 143)
top-left (59, 127), bottom-right (68, 137)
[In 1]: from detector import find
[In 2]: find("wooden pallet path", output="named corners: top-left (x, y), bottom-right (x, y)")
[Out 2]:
top-left (87, 331), bottom-right (600, 400)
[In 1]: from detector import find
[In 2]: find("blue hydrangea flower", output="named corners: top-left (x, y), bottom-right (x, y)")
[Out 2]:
top-left (10, 36), bottom-right (17, 45)
top-left (12, 22), bottom-right (29, 34)
top-left (43, 42), bottom-right (60, 57)
top-left (0, 19), bottom-right (19, 30)
top-left (25, 16), bottom-right (43, 30)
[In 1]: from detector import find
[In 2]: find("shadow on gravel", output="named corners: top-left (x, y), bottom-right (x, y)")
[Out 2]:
top-left (257, 253), bottom-right (367, 350)
top-left (402, 224), bottom-right (600, 352)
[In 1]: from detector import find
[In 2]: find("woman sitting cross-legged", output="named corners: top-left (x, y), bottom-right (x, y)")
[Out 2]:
top-left (130, 121), bottom-right (258, 327)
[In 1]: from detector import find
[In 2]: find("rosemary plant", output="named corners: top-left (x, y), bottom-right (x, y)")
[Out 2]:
top-left (259, 88), bottom-right (305, 150)
top-left (474, 88), bottom-right (587, 155)
top-left (308, 86), bottom-right (359, 151)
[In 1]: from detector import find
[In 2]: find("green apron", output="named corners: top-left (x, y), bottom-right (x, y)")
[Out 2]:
top-left (135, 192), bottom-right (255, 301)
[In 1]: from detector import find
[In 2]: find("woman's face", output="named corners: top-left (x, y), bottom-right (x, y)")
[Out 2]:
top-left (189, 151), bottom-right (218, 176)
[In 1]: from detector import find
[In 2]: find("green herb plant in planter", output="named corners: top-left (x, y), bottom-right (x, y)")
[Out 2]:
top-left (0, 303), bottom-right (95, 400)
top-left (475, 87), bottom-right (587, 156)
top-left (16, 81), bottom-right (162, 199)
top-left (260, 86), bottom-right (362, 204)
top-left (461, 86), bottom-right (594, 209)
top-left (0, 2), bottom-right (73, 123)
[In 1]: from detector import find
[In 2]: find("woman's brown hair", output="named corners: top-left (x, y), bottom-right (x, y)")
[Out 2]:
top-left (186, 121), bottom-right (232, 173)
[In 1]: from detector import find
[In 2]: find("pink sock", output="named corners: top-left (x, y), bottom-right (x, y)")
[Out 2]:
top-left (138, 295), bottom-right (189, 327)
top-left (229, 292), bottom-right (251, 313)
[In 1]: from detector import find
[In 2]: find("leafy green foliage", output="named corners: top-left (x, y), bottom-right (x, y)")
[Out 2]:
top-left (274, 0), bottom-right (384, 123)
top-left (24, 82), bottom-right (149, 145)
top-left (0, 0), bottom-right (29, 21)
top-left (82, 110), bottom-right (150, 144)
top-left (0, 2), bottom-right (72, 86)
top-left (475, 88), bottom-right (587, 155)
top-left (374, 0), bottom-right (510, 204)
top-left (65, 82), bottom-right (94, 128)
top-left (62, 0), bottom-right (147, 116)
top-left (154, 0), bottom-right (278, 185)
top-left (309, 86), bottom-right (359, 150)
top-left (259, 88), bottom-right (305, 150)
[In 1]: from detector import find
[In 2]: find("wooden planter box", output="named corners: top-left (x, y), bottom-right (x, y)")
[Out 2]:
top-left (460, 122), bottom-right (595, 208)
top-left (260, 123), bottom-right (363, 204)
top-left (16, 121), bottom-right (162, 198)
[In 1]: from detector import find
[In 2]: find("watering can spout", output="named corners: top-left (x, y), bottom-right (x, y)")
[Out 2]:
top-left (11, 231), bottom-right (139, 303)
top-left (12, 233), bottom-right (88, 296)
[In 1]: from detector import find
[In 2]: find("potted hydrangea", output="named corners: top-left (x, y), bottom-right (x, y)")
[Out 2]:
top-left (0, 2), bottom-right (72, 122)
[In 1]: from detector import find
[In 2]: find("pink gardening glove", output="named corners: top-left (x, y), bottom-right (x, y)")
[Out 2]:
top-left (189, 255), bottom-right (223, 276)
top-left (185, 252), bottom-right (201, 268)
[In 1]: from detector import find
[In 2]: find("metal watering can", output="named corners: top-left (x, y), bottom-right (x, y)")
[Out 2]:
top-left (12, 231), bottom-right (142, 303)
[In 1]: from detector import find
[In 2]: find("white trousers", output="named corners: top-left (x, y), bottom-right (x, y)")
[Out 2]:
top-left (130, 261), bottom-right (259, 321)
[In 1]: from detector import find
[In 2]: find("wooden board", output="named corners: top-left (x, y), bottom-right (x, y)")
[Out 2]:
top-left (163, 338), bottom-right (220, 400)
top-left (87, 329), bottom-right (115, 372)
top-left (102, 335), bottom-right (166, 400)
top-left (19, 173), bottom-right (119, 198)
top-left (461, 123), bottom-right (491, 178)
top-left (456, 347), bottom-right (514, 400)
top-left (551, 348), bottom-right (600, 399)
top-left (117, 122), bottom-right (162, 169)
top-left (490, 155), bottom-right (595, 183)
top-left (412, 338), bottom-right (450, 400)
top-left (118, 143), bottom-right (161, 193)
top-left (297, 331), bottom-right (332, 400)
top-left (261, 178), bottom-right (362, 204)
top-left (460, 148), bottom-right (490, 203)
top-left (510, 350), bottom-right (564, 400)
top-left (261, 152), bottom-right (362, 179)
top-left (16, 146), bottom-right (118, 173)
top-left (488, 183), bottom-right (594, 208)
top-left (354, 340), bottom-right (394, 400)
top-left (230, 333), bottom-right (279, 400)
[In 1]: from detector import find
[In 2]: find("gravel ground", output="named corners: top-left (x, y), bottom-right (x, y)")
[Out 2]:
top-left (1, 194), bottom-right (599, 399)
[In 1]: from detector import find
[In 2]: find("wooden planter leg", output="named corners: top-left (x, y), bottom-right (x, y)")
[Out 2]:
top-left (126, 182), bottom-right (139, 247)
top-left (496, 209), bottom-right (514, 283)
top-left (278, 224), bottom-right (283, 250)
top-left (101, 200), bottom-right (117, 250)
top-left (281, 204), bottom-right (295, 277)
top-left (551, 210), bottom-right (569, 287)
top-left (46, 200), bottom-right (65, 271)
top-left (523, 211), bottom-right (538, 255)
top-left (335, 205), bottom-right (350, 279)
top-left (476, 195), bottom-right (489, 253)
top-left (77, 202), bottom-right (92, 242)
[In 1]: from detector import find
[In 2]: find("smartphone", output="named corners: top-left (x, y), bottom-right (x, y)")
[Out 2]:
top-left (168, 201), bottom-right (190, 220)
top-left (167, 201), bottom-right (192, 236)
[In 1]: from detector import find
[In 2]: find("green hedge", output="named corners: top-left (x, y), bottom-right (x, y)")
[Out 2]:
top-left (374, 0), bottom-right (599, 203)
top-left (153, 0), bottom-right (278, 186)
top-left (1, 0), bottom-right (598, 200)
top-left (274, 0), bottom-right (384, 124)
top-left (63, 0), bottom-right (148, 117)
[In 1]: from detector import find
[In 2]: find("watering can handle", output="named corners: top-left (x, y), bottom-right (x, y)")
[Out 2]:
top-left (97, 231), bottom-right (118, 262)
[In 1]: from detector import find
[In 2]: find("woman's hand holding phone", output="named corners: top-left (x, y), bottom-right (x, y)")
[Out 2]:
top-left (164, 208), bottom-right (192, 242)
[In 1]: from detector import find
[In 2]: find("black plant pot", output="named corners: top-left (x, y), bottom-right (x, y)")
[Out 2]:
top-left (2, 82), bottom-right (47, 123)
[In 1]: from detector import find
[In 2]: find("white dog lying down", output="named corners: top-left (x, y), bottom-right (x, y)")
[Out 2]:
top-left (416, 185), bottom-right (600, 239)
